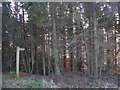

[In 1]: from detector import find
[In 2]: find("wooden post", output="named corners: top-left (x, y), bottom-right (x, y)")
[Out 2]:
top-left (16, 47), bottom-right (25, 78)
top-left (16, 47), bottom-right (20, 78)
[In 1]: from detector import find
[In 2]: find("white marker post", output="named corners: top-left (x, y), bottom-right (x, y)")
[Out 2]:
top-left (16, 47), bottom-right (25, 78)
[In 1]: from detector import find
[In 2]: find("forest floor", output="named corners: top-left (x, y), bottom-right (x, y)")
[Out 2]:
top-left (2, 71), bottom-right (119, 88)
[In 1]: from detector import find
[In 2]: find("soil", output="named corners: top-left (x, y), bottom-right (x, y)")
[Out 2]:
top-left (2, 71), bottom-right (119, 88)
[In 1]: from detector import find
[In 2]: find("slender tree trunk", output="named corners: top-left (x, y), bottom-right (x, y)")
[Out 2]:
top-left (93, 3), bottom-right (98, 76)
top-left (41, 31), bottom-right (46, 75)
top-left (53, 19), bottom-right (60, 75)
top-left (30, 25), bottom-right (35, 73)
top-left (9, 48), bottom-right (12, 71)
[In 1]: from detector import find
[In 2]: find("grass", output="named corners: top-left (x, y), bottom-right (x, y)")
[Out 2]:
top-left (21, 77), bottom-right (43, 88)
top-left (3, 75), bottom-right (43, 88)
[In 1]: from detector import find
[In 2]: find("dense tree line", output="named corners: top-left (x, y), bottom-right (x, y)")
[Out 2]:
top-left (2, 2), bottom-right (120, 77)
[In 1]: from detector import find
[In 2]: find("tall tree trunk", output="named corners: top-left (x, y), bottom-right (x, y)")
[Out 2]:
top-left (93, 3), bottom-right (98, 76)
top-left (41, 30), bottom-right (46, 75)
top-left (53, 19), bottom-right (60, 75)
top-left (30, 25), bottom-right (35, 73)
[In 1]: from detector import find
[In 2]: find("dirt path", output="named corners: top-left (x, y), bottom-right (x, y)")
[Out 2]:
top-left (2, 72), bottom-right (119, 88)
